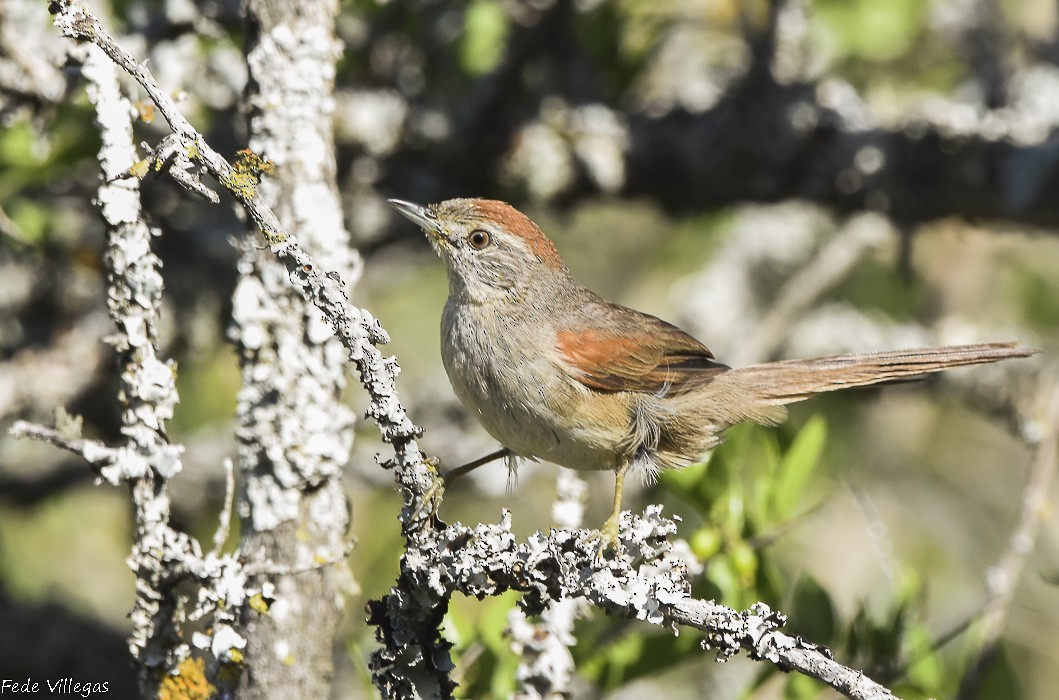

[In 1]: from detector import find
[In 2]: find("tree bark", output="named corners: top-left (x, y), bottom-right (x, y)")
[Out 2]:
top-left (233, 0), bottom-right (358, 696)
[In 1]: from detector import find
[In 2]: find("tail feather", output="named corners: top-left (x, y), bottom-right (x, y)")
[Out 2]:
top-left (707, 342), bottom-right (1036, 426)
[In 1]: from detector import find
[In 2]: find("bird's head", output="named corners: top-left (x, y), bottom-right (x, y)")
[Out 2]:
top-left (388, 198), bottom-right (570, 304)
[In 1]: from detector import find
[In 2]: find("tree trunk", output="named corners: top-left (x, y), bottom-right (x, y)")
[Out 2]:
top-left (232, 0), bottom-right (358, 696)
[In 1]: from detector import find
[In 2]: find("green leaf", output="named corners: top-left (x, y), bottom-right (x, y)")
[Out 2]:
top-left (689, 526), bottom-right (723, 561)
top-left (729, 541), bottom-right (758, 586)
top-left (902, 623), bottom-right (944, 692)
top-left (581, 628), bottom-right (705, 690)
top-left (789, 575), bottom-right (837, 645)
top-left (966, 644), bottom-right (1028, 700)
top-left (774, 415), bottom-right (828, 519)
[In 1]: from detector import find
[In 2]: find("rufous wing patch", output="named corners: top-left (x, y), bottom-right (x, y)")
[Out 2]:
top-left (556, 322), bottom-right (729, 395)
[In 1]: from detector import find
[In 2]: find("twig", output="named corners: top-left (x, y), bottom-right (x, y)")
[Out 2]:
top-left (847, 478), bottom-right (898, 589)
top-left (957, 379), bottom-right (1059, 698)
top-left (739, 213), bottom-right (889, 364)
top-left (211, 458), bottom-right (236, 557)
top-left (8, 420), bottom-right (116, 469)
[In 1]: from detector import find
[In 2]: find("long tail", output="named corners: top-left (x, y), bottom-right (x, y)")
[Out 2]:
top-left (705, 342), bottom-right (1036, 426)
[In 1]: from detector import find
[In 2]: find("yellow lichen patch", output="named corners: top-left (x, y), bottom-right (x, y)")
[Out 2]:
top-left (248, 592), bottom-right (271, 614)
top-left (135, 100), bottom-right (155, 124)
top-left (233, 148), bottom-right (275, 177)
top-left (221, 149), bottom-right (277, 201)
top-left (129, 158), bottom-right (150, 179)
top-left (158, 657), bottom-right (216, 700)
top-left (219, 170), bottom-right (258, 200)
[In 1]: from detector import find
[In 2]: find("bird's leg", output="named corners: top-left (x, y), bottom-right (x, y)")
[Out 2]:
top-left (412, 447), bottom-right (512, 524)
top-left (445, 447), bottom-right (511, 483)
top-left (598, 461), bottom-right (630, 555)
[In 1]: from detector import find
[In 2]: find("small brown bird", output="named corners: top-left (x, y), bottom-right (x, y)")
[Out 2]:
top-left (390, 197), bottom-right (1035, 548)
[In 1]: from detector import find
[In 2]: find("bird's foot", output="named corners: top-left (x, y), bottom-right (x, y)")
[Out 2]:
top-left (594, 511), bottom-right (624, 561)
top-left (410, 457), bottom-right (447, 526)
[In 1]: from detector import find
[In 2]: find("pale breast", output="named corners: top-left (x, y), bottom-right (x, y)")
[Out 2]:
top-left (440, 300), bottom-right (625, 472)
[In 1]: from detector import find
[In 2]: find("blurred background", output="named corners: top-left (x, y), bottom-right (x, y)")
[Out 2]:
top-left (1, 0), bottom-right (1058, 697)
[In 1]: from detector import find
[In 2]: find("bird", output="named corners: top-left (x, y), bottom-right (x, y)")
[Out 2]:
top-left (389, 197), bottom-right (1036, 550)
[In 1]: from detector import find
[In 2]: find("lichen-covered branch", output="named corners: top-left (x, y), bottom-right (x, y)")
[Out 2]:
top-left (48, 1), bottom-right (431, 510)
top-left (11, 36), bottom-right (260, 697)
top-left (83, 41), bottom-right (194, 689)
top-left (8, 419), bottom-right (116, 470)
top-left (370, 506), bottom-right (897, 700)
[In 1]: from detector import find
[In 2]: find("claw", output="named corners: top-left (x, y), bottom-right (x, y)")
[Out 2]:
top-left (594, 510), bottom-right (624, 561)
top-left (409, 457), bottom-right (447, 526)
top-left (407, 449), bottom-right (516, 529)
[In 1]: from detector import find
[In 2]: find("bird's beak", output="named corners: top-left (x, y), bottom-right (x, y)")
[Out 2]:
top-left (388, 199), bottom-right (442, 237)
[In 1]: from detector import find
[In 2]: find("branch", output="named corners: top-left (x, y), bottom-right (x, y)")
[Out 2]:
top-left (84, 40), bottom-right (194, 689)
top-left (369, 506), bottom-right (898, 700)
top-left (48, 0), bottom-right (432, 516)
top-left (210, 458), bottom-right (236, 556)
top-left (232, 1), bottom-right (358, 694)
top-left (957, 378), bottom-right (1059, 697)
top-left (12, 34), bottom-right (269, 695)
top-left (8, 419), bottom-right (116, 471)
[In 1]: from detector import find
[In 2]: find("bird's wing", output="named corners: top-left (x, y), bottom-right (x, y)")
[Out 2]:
top-left (555, 304), bottom-right (729, 395)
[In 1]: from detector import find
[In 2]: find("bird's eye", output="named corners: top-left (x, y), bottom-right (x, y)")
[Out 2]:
top-left (467, 229), bottom-right (491, 250)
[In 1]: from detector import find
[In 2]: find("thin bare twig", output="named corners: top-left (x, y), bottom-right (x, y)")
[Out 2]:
top-left (957, 379), bottom-right (1059, 698)
top-left (211, 458), bottom-right (236, 557)
top-left (740, 214), bottom-right (889, 364)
